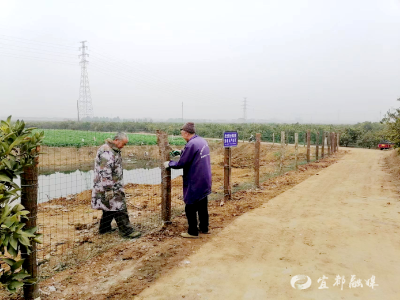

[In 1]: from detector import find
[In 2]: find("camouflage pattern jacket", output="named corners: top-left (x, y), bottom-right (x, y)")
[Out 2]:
top-left (91, 139), bottom-right (127, 211)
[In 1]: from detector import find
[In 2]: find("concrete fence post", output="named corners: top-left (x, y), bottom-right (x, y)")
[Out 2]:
top-left (327, 132), bottom-right (331, 156)
top-left (316, 131), bottom-right (319, 161)
top-left (295, 133), bottom-right (298, 170)
top-left (306, 130), bottom-right (311, 163)
top-left (20, 147), bottom-right (40, 300)
top-left (254, 133), bottom-right (261, 188)
top-left (224, 147), bottom-right (232, 202)
top-left (156, 130), bottom-right (172, 223)
top-left (280, 131), bottom-right (285, 173)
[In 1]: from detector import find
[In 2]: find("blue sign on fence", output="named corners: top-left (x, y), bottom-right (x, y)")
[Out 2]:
top-left (224, 131), bottom-right (238, 148)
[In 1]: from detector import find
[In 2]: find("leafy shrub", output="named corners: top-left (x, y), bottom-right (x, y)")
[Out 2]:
top-left (0, 116), bottom-right (43, 293)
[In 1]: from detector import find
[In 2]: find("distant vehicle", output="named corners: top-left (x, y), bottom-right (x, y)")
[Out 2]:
top-left (378, 141), bottom-right (393, 150)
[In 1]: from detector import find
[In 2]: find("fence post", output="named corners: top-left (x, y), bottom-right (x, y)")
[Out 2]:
top-left (224, 147), bottom-right (232, 203)
top-left (20, 147), bottom-right (40, 300)
top-left (321, 131), bottom-right (325, 158)
top-left (272, 133), bottom-right (275, 146)
top-left (327, 132), bottom-right (331, 156)
top-left (337, 133), bottom-right (340, 152)
top-left (331, 132), bottom-right (335, 153)
top-left (156, 130), bottom-right (172, 223)
top-left (316, 131), bottom-right (319, 161)
top-left (295, 133), bottom-right (298, 170)
top-left (306, 130), bottom-right (311, 163)
top-left (254, 133), bottom-right (260, 188)
top-left (280, 131), bottom-right (285, 173)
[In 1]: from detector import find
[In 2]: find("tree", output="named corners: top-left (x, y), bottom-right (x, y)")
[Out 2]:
top-left (382, 107), bottom-right (400, 148)
top-left (339, 128), bottom-right (361, 147)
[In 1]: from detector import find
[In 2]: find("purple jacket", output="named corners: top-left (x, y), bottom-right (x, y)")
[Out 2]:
top-left (169, 135), bottom-right (212, 204)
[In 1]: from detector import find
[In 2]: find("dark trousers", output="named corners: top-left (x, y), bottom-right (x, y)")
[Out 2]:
top-left (185, 197), bottom-right (209, 236)
top-left (99, 209), bottom-right (134, 236)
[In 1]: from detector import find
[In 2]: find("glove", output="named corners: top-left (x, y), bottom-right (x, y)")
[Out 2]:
top-left (163, 161), bottom-right (170, 168)
top-left (105, 190), bottom-right (113, 201)
top-left (169, 150), bottom-right (181, 157)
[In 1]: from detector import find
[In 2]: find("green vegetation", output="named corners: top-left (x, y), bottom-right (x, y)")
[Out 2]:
top-left (1, 116), bottom-right (43, 293)
top-left (35, 130), bottom-right (186, 147)
top-left (382, 105), bottom-right (400, 149)
top-left (25, 120), bottom-right (387, 149)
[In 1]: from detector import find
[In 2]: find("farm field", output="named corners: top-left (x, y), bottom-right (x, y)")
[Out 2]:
top-left (35, 129), bottom-right (186, 147)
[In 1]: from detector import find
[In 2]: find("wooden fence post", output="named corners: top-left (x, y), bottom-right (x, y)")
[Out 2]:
top-left (272, 133), bottom-right (275, 146)
top-left (337, 133), bottom-right (340, 152)
top-left (321, 131), bottom-right (325, 158)
top-left (280, 131), bottom-right (285, 173)
top-left (295, 133), bottom-right (298, 170)
top-left (156, 130), bottom-right (172, 223)
top-left (306, 130), bottom-right (311, 163)
top-left (332, 132), bottom-right (335, 153)
top-left (20, 147), bottom-right (40, 300)
top-left (224, 147), bottom-right (232, 202)
top-left (254, 133), bottom-right (261, 188)
top-left (316, 131), bottom-right (319, 161)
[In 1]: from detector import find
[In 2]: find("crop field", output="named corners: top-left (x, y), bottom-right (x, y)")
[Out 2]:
top-left (35, 129), bottom-right (186, 147)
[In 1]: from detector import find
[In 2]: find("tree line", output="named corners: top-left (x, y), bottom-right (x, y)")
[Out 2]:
top-left (25, 120), bottom-right (386, 148)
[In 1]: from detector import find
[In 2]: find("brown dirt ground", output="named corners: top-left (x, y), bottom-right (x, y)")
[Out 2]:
top-left (135, 147), bottom-right (400, 300)
top-left (1, 142), bottom-right (324, 299)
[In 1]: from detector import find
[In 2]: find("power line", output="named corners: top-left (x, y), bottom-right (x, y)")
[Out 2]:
top-left (0, 51), bottom-right (78, 65)
top-left (0, 35), bottom-right (76, 49)
top-left (0, 45), bottom-right (77, 60)
top-left (89, 62), bottom-right (227, 108)
top-left (89, 48), bottom-right (235, 106)
top-left (0, 41), bottom-right (77, 57)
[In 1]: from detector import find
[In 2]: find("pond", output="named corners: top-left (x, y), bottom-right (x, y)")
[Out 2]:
top-left (14, 166), bottom-right (183, 203)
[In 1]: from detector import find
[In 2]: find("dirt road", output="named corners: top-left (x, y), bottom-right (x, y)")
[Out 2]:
top-left (136, 148), bottom-right (400, 300)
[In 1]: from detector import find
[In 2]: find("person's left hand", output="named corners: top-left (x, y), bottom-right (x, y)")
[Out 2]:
top-left (163, 161), bottom-right (170, 168)
top-left (169, 150), bottom-right (181, 157)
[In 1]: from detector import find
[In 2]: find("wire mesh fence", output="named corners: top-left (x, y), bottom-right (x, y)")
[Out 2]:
top-left (9, 128), bottom-right (337, 282)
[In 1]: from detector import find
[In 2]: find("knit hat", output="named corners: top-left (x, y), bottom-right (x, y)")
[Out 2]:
top-left (181, 122), bottom-right (196, 134)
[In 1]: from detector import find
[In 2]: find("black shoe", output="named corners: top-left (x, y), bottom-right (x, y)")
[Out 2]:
top-left (121, 231), bottom-right (141, 239)
top-left (99, 228), bottom-right (117, 235)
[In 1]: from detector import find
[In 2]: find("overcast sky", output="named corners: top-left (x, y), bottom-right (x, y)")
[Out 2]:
top-left (1, 0), bottom-right (400, 123)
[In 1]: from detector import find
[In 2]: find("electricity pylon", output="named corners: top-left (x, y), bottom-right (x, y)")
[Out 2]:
top-left (77, 41), bottom-right (93, 121)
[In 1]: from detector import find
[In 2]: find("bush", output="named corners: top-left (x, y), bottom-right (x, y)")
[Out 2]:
top-left (0, 116), bottom-right (43, 293)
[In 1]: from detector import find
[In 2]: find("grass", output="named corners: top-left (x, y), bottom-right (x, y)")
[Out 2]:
top-left (35, 129), bottom-right (186, 147)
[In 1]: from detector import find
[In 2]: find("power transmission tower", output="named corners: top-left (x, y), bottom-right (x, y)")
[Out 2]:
top-left (77, 41), bottom-right (93, 121)
top-left (242, 97), bottom-right (247, 122)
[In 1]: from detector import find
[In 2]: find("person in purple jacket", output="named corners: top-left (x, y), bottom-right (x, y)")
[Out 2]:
top-left (164, 122), bottom-right (212, 238)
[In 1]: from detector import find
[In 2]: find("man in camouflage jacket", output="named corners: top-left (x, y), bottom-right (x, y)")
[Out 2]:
top-left (91, 132), bottom-right (140, 238)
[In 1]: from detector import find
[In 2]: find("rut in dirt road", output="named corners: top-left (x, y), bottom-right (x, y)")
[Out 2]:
top-left (137, 148), bottom-right (400, 300)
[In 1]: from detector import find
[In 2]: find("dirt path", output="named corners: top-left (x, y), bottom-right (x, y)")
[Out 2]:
top-left (136, 148), bottom-right (400, 300)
